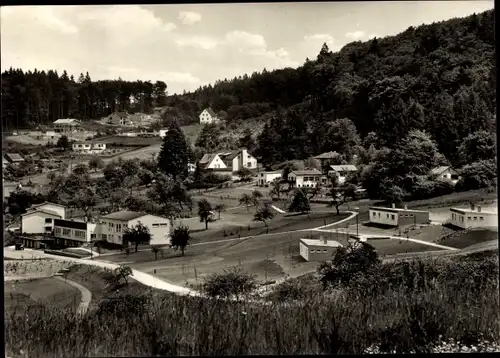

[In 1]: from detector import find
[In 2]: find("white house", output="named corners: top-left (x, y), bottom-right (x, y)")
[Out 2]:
top-left (159, 129), bottom-right (169, 138)
top-left (288, 169), bottom-right (323, 188)
top-left (258, 171), bottom-right (282, 186)
top-left (199, 108), bottom-right (220, 124)
top-left (449, 204), bottom-right (498, 229)
top-left (369, 205), bottom-right (430, 227)
top-left (72, 142), bottom-right (107, 154)
top-left (20, 202), bottom-right (67, 234)
top-left (299, 237), bottom-right (343, 262)
top-left (431, 166), bottom-right (461, 185)
top-left (53, 118), bottom-right (82, 133)
top-left (218, 148), bottom-right (258, 172)
top-left (199, 153), bottom-right (227, 170)
top-left (53, 219), bottom-right (101, 247)
top-left (328, 165), bottom-right (358, 185)
top-left (99, 211), bottom-right (171, 247)
top-left (188, 163), bottom-right (196, 173)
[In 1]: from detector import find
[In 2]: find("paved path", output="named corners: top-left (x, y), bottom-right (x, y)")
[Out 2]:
top-left (54, 276), bottom-right (92, 315)
top-left (270, 205), bottom-right (287, 214)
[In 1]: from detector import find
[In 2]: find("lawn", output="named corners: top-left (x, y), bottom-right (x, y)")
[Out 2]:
top-left (93, 135), bottom-right (161, 146)
top-left (437, 228), bottom-right (499, 250)
top-left (4, 277), bottom-right (81, 315)
top-left (368, 238), bottom-right (446, 256)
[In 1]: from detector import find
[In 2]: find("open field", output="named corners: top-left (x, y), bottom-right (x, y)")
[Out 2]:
top-left (368, 238), bottom-right (446, 256)
top-left (4, 277), bottom-right (81, 314)
top-left (437, 229), bottom-right (499, 249)
top-left (93, 135), bottom-right (161, 146)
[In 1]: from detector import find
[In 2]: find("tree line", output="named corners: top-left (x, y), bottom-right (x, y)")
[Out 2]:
top-left (1, 69), bottom-right (168, 130)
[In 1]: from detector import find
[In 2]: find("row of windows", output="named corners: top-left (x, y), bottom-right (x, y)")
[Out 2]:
top-left (372, 212), bottom-right (415, 220)
top-left (310, 249), bottom-right (329, 253)
top-left (152, 223), bottom-right (169, 228)
top-left (54, 227), bottom-right (86, 238)
top-left (452, 213), bottom-right (485, 222)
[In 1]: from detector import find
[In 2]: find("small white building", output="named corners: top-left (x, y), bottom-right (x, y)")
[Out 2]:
top-left (199, 153), bottom-right (227, 170)
top-left (99, 211), bottom-right (171, 247)
top-left (159, 129), bottom-right (169, 138)
top-left (288, 169), bottom-right (323, 188)
top-left (369, 205), bottom-right (430, 227)
top-left (20, 202), bottom-right (67, 234)
top-left (258, 171), bottom-right (282, 186)
top-left (431, 166), bottom-right (461, 185)
top-left (188, 163), bottom-right (196, 173)
top-left (299, 237), bottom-right (343, 262)
top-left (199, 108), bottom-right (220, 124)
top-left (53, 219), bottom-right (101, 247)
top-left (218, 148), bottom-right (258, 172)
top-left (72, 142), bottom-right (107, 154)
top-left (328, 165), bottom-right (358, 185)
top-left (53, 118), bottom-right (82, 133)
top-left (449, 204), bottom-right (498, 229)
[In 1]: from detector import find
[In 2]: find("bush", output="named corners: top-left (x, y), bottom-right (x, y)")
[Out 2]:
top-left (201, 266), bottom-right (257, 300)
top-left (455, 159), bottom-right (497, 192)
top-left (410, 179), bottom-right (455, 200)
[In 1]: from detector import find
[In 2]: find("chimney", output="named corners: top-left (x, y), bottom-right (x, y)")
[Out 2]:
top-left (477, 205), bottom-right (482, 213)
top-left (404, 205), bottom-right (408, 210)
top-left (391, 203), bottom-right (396, 209)
top-left (320, 236), bottom-right (327, 245)
top-left (470, 203), bottom-right (475, 211)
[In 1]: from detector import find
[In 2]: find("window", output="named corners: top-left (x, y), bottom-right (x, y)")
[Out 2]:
top-left (45, 218), bottom-right (52, 224)
top-left (310, 249), bottom-right (315, 253)
top-left (386, 214), bottom-right (389, 219)
top-left (116, 224), bottom-right (122, 232)
top-left (45, 227), bottom-right (52, 232)
top-left (467, 217), bottom-right (471, 221)
top-left (247, 162), bottom-right (251, 167)
top-left (373, 212), bottom-right (376, 217)
top-left (391, 214), bottom-right (395, 220)
top-left (101, 221), bottom-right (106, 226)
top-left (473, 217), bottom-right (477, 221)
top-left (378, 213), bottom-right (380, 217)
top-left (55, 227), bottom-right (61, 234)
top-left (91, 234), bottom-right (96, 239)
top-left (62, 228), bottom-right (71, 236)
top-left (102, 234), bottom-right (107, 240)
top-left (452, 213), bottom-right (455, 220)
top-left (75, 230), bottom-right (85, 238)
top-left (153, 223), bottom-right (160, 228)
top-left (323, 250), bottom-right (328, 253)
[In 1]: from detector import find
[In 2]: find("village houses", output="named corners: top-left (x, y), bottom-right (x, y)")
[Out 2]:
top-left (72, 142), bottom-right (107, 154)
top-left (199, 108), bottom-right (220, 124)
top-left (53, 118), bottom-right (82, 133)
top-left (20, 202), bottom-right (67, 235)
top-left (258, 171), bottom-right (282, 186)
top-left (198, 148), bottom-right (258, 173)
top-left (288, 169), bottom-right (325, 188)
top-left (328, 165), bottom-right (358, 185)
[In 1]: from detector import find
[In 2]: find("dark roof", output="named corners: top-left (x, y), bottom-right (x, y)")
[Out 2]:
top-left (219, 150), bottom-right (240, 161)
top-left (199, 153), bottom-right (218, 164)
top-left (4, 153), bottom-right (24, 162)
top-left (205, 107), bottom-right (217, 117)
top-left (101, 211), bottom-right (145, 221)
top-left (314, 151), bottom-right (339, 160)
top-left (21, 209), bottom-right (62, 218)
top-left (54, 219), bottom-right (87, 231)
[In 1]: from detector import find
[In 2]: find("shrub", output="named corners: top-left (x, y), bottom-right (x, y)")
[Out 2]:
top-left (201, 266), bottom-right (257, 300)
top-left (410, 179), bottom-right (455, 200)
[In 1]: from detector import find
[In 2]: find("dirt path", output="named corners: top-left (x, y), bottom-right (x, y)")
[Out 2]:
top-left (54, 276), bottom-right (92, 315)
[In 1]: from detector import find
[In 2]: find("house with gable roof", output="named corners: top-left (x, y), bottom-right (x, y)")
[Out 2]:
top-left (199, 107), bottom-right (220, 124)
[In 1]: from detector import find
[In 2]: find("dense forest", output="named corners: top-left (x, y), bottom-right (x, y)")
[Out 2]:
top-left (2, 10), bottom-right (495, 170)
top-left (1, 71), bottom-right (168, 130)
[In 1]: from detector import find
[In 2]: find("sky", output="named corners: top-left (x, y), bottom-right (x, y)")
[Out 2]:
top-left (1, 1), bottom-right (494, 94)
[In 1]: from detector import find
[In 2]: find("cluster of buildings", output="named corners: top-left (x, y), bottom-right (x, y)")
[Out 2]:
top-left (198, 148), bottom-right (258, 177)
top-left (18, 202), bottom-right (171, 250)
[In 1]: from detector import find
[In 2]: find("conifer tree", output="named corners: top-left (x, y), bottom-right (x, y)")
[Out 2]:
top-left (157, 118), bottom-right (189, 179)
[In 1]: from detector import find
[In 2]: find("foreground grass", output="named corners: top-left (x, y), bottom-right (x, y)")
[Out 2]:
top-left (4, 254), bottom-right (499, 357)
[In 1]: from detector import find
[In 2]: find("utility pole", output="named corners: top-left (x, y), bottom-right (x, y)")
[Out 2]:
top-left (355, 207), bottom-right (359, 238)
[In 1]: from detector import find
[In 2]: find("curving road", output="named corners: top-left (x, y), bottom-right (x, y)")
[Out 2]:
top-left (54, 276), bottom-right (92, 315)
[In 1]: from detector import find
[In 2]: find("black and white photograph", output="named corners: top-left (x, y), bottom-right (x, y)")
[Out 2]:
top-left (2, 1), bottom-right (498, 356)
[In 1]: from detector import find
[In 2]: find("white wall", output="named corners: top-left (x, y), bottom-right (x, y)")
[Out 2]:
top-left (241, 149), bottom-right (258, 169)
top-left (299, 242), bottom-right (309, 261)
top-left (292, 175), bottom-right (320, 188)
top-left (199, 110), bottom-right (219, 124)
top-left (450, 211), bottom-right (498, 229)
top-left (369, 209), bottom-right (399, 226)
top-left (21, 212), bottom-right (60, 234)
top-left (258, 173), bottom-right (282, 185)
top-left (129, 215), bottom-right (171, 246)
top-left (232, 156), bottom-right (240, 172)
top-left (99, 218), bottom-right (127, 245)
top-left (206, 155), bottom-right (227, 169)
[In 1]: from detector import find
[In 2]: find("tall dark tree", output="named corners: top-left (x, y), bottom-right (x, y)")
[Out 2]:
top-left (157, 119), bottom-right (189, 179)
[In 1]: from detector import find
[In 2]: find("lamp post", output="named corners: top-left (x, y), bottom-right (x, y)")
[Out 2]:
top-left (354, 207), bottom-right (359, 239)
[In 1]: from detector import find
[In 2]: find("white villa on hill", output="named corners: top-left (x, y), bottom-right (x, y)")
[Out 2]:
top-left (431, 166), bottom-right (461, 185)
top-left (198, 148), bottom-right (258, 173)
top-left (53, 118), bottom-right (82, 133)
top-left (199, 108), bottom-right (220, 124)
top-left (328, 165), bottom-right (358, 185)
top-left (288, 169), bottom-right (325, 188)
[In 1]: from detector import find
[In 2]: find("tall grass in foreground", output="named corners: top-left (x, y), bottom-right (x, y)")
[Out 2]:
top-left (5, 255), bottom-right (500, 357)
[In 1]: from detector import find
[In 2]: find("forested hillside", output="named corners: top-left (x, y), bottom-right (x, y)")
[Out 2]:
top-left (2, 10), bottom-right (495, 170)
